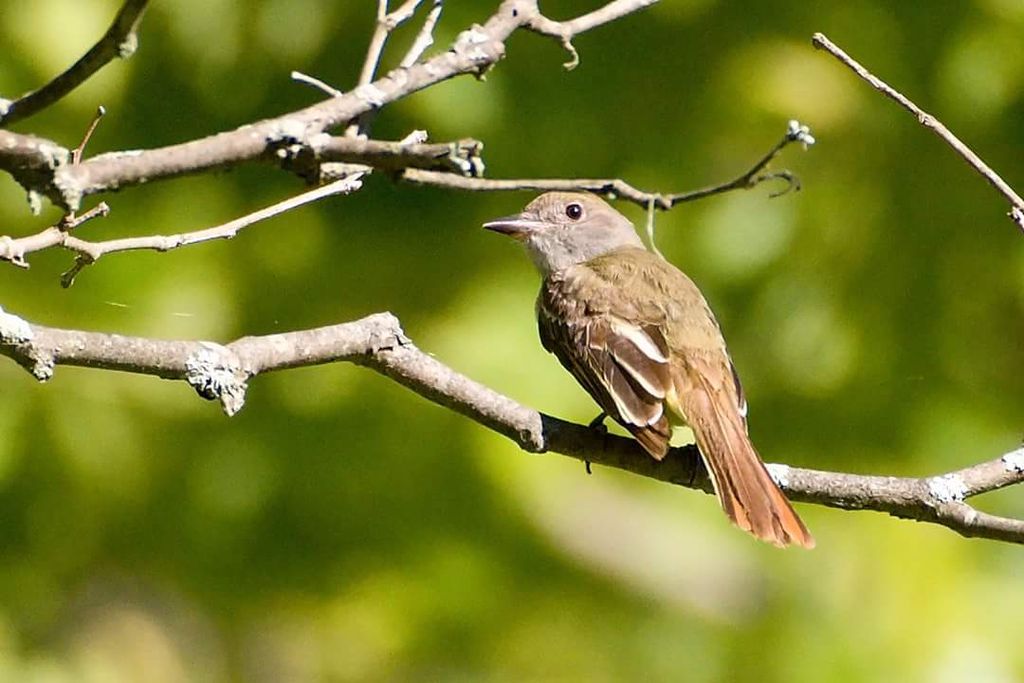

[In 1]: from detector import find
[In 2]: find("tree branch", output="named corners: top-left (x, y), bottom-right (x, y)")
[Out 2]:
top-left (1, 307), bottom-right (1021, 544)
top-left (0, 0), bottom-right (150, 126)
top-left (0, 128), bottom-right (484, 212)
top-left (314, 136), bottom-right (483, 175)
top-left (525, 0), bottom-right (657, 69)
top-left (0, 174), bottom-right (365, 279)
top-left (812, 32), bottom-right (1024, 232)
top-left (1, 0), bottom-right (648, 211)
top-left (4, 3), bottom-right (1017, 550)
top-left (0, 115), bottom-right (806, 282)
top-left (399, 121), bottom-right (811, 209)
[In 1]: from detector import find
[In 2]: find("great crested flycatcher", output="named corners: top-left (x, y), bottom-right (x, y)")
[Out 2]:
top-left (484, 192), bottom-right (813, 548)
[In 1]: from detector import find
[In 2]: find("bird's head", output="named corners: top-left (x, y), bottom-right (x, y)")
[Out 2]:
top-left (483, 192), bottom-right (643, 274)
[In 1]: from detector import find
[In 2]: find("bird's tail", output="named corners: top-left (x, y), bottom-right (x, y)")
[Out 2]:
top-left (683, 390), bottom-right (814, 548)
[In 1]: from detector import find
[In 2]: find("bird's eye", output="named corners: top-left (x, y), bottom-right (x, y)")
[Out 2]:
top-left (565, 203), bottom-right (583, 220)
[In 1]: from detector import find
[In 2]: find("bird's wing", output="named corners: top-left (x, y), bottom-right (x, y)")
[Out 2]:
top-left (538, 261), bottom-right (674, 458)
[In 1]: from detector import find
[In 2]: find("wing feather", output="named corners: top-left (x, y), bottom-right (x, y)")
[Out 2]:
top-left (538, 277), bottom-right (674, 457)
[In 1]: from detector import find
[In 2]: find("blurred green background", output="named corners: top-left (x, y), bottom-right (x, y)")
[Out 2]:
top-left (1, 1), bottom-right (1023, 681)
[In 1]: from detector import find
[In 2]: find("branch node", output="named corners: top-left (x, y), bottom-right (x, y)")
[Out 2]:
top-left (265, 119), bottom-right (313, 148)
top-left (185, 342), bottom-right (248, 416)
top-left (766, 463), bottom-right (791, 488)
top-left (117, 32), bottom-right (139, 59)
top-left (400, 129), bottom-right (429, 145)
top-left (453, 25), bottom-right (498, 75)
top-left (353, 83), bottom-right (387, 108)
top-left (30, 353), bottom-right (56, 382)
top-left (0, 236), bottom-right (30, 269)
top-left (1002, 448), bottom-right (1024, 474)
top-left (448, 140), bottom-right (485, 177)
top-left (928, 473), bottom-right (968, 503)
top-left (1009, 206), bottom-right (1024, 232)
top-left (786, 119), bottom-right (816, 148)
top-left (60, 255), bottom-right (94, 288)
top-left (0, 306), bottom-right (50, 379)
top-left (61, 201), bottom-right (111, 231)
top-left (369, 312), bottom-right (411, 351)
top-left (0, 306), bottom-right (34, 345)
top-left (51, 171), bottom-right (84, 212)
top-left (318, 162), bottom-right (370, 183)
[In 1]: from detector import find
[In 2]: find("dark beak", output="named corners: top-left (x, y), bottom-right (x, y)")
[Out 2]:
top-left (482, 213), bottom-right (546, 239)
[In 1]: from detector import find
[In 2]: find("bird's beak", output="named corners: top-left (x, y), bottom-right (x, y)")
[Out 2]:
top-left (483, 213), bottom-right (546, 240)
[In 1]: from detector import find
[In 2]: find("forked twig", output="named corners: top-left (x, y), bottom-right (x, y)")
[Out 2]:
top-left (347, 0), bottom-right (427, 137)
top-left (402, 121), bottom-right (814, 210)
top-left (58, 174), bottom-right (365, 287)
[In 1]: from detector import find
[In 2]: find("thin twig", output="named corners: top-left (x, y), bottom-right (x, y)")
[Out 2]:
top-left (291, 70), bottom-right (343, 98)
top-left (400, 0), bottom-right (443, 67)
top-left (0, 0), bottom-right (149, 125)
top-left (398, 170), bottom-right (670, 208)
top-left (356, 0), bottom-right (391, 89)
top-left (59, 174), bottom-right (365, 286)
top-left (347, 0), bottom-right (425, 137)
top-left (71, 107), bottom-right (107, 166)
top-left (315, 136), bottom-right (483, 174)
top-left (357, 0), bottom-right (424, 86)
top-left (60, 106), bottom-right (111, 227)
top-left (400, 169), bottom-right (781, 210)
top-left (525, 0), bottom-right (657, 69)
top-left (401, 121), bottom-right (811, 210)
top-left (59, 202), bottom-right (110, 231)
top-left (2, 308), bottom-right (1022, 544)
top-left (665, 120), bottom-right (812, 204)
top-left (812, 32), bottom-right (1024, 233)
top-left (0, 175), bottom-right (363, 279)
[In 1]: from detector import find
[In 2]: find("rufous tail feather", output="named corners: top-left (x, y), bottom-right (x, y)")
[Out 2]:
top-left (682, 390), bottom-right (814, 548)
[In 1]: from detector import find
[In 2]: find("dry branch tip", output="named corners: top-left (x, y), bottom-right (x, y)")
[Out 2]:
top-left (812, 31), bottom-right (1024, 233)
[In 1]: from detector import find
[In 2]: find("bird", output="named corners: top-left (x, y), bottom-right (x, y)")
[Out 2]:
top-left (483, 191), bottom-right (813, 548)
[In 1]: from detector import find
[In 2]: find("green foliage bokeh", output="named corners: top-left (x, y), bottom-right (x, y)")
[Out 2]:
top-left (1, 1), bottom-right (1023, 681)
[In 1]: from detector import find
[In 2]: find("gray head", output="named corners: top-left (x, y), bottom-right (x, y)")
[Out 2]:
top-left (483, 192), bottom-right (644, 275)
